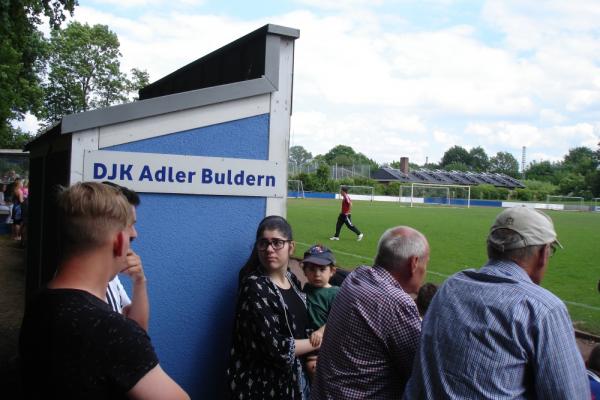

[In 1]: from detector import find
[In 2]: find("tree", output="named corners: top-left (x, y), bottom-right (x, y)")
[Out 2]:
top-left (490, 151), bottom-right (520, 177)
top-left (525, 160), bottom-right (559, 183)
top-left (126, 68), bottom-right (150, 101)
top-left (440, 146), bottom-right (470, 168)
top-left (563, 146), bottom-right (598, 176)
top-left (468, 146), bottom-right (490, 172)
top-left (1, 0), bottom-right (77, 143)
top-left (0, 125), bottom-right (32, 148)
top-left (42, 21), bottom-right (148, 123)
top-left (558, 172), bottom-right (587, 196)
top-left (322, 145), bottom-right (378, 170)
top-left (443, 162), bottom-right (469, 172)
top-left (289, 145), bottom-right (312, 166)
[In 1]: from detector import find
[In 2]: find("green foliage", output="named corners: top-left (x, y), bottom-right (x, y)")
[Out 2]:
top-left (471, 184), bottom-right (506, 200)
top-left (469, 146), bottom-right (490, 172)
top-left (422, 162), bottom-right (440, 170)
top-left (525, 160), bottom-right (559, 183)
top-left (380, 182), bottom-right (401, 196)
top-left (442, 162), bottom-right (468, 172)
top-left (521, 179), bottom-right (558, 195)
top-left (0, 0), bottom-right (77, 140)
top-left (490, 151), bottom-right (520, 177)
top-left (42, 22), bottom-right (124, 122)
top-left (440, 145), bottom-right (470, 167)
top-left (588, 171), bottom-right (600, 197)
top-left (563, 147), bottom-right (598, 175)
top-left (289, 145), bottom-right (312, 166)
top-left (126, 68), bottom-right (150, 101)
top-left (558, 172), bottom-right (586, 196)
top-left (0, 124), bottom-right (33, 149)
top-left (322, 145), bottom-right (379, 170)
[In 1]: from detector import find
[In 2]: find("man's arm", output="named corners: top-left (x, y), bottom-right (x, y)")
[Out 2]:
top-left (127, 364), bottom-right (189, 400)
top-left (122, 250), bottom-right (150, 331)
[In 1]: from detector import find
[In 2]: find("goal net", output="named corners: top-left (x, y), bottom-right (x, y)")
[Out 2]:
top-left (288, 180), bottom-right (305, 198)
top-left (546, 195), bottom-right (584, 211)
top-left (340, 185), bottom-right (374, 202)
top-left (399, 183), bottom-right (471, 208)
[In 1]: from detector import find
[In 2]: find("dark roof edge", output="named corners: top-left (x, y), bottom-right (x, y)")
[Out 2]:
top-left (23, 121), bottom-right (61, 151)
top-left (142, 24), bottom-right (298, 95)
top-left (266, 24), bottom-right (300, 39)
top-left (61, 77), bottom-right (276, 134)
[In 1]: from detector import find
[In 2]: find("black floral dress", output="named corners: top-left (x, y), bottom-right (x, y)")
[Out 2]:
top-left (227, 268), bottom-right (307, 399)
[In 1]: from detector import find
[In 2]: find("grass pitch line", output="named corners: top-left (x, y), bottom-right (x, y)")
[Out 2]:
top-left (297, 241), bottom-right (600, 312)
top-left (563, 301), bottom-right (600, 311)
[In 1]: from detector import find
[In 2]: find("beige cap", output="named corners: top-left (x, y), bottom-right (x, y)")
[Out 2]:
top-left (488, 206), bottom-right (562, 251)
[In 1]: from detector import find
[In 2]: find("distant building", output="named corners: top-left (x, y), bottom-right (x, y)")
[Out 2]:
top-left (373, 166), bottom-right (525, 189)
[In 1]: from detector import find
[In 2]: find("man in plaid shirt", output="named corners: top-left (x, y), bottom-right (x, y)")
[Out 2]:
top-left (312, 226), bottom-right (429, 399)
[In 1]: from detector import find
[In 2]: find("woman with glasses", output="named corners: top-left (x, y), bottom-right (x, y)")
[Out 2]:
top-left (228, 216), bottom-right (317, 399)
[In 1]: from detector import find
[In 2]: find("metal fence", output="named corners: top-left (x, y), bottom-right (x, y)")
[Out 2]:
top-left (288, 161), bottom-right (371, 180)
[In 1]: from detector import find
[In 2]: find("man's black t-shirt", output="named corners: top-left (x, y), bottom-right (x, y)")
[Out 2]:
top-left (19, 288), bottom-right (159, 399)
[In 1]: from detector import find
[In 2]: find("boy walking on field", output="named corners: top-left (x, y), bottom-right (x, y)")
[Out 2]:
top-left (330, 186), bottom-right (363, 241)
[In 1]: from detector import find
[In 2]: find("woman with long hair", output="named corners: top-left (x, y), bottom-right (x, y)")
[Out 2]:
top-left (228, 216), bottom-right (317, 399)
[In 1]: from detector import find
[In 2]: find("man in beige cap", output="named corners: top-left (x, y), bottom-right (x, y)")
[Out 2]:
top-left (403, 206), bottom-right (589, 400)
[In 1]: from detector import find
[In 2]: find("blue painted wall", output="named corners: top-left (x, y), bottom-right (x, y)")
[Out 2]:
top-left (288, 191), bottom-right (336, 199)
top-left (107, 114), bottom-right (270, 398)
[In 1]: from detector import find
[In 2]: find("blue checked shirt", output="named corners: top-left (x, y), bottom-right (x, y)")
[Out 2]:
top-left (403, 260), bottom-right (589, 400)
top-left (312, 265), bottom-right (421, 399)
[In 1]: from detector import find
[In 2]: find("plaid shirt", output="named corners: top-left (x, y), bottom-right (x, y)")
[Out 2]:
top-left (312, 265), bottom-right (421, 399)
top-left (403, 260), bottom-right (590, 400)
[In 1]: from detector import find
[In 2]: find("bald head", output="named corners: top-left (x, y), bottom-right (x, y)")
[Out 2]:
top-left (374, 226), bottom-right (429, 293)
top-left (375, 226), bottom-right (428, 268)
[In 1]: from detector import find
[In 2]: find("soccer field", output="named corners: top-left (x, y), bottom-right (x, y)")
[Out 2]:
top-left (287, 198), bottom-right (600, 334)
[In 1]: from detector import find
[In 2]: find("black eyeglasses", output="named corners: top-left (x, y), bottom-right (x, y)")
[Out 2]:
top-left (257, 238), bottom-right (291, 251)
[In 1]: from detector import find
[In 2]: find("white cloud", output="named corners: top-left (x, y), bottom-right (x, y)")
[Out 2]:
top-left (527, 151), bottom-right (562, 164)
top-left (432, 129), bottom-right (458, 146)
top-left (33, 1), bottom-right (600, 165)
top-left (540, 109), bottom-right (566, 125)
top-left (291, 109), bottom-right (431, 164)
top-left (464, 121), bottom-right (600, 158)
top-left (13, 113), bottom-right (42, 134)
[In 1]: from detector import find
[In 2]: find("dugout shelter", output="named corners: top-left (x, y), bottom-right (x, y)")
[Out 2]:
top-left (24, 24), bottom-right (299, 398)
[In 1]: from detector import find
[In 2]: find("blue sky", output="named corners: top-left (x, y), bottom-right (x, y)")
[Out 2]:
top-left (24, 0), bottom-right (600, 167)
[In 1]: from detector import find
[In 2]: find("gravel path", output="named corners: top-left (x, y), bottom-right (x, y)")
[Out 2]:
top-left (0, 235), bottom-right (25, 396)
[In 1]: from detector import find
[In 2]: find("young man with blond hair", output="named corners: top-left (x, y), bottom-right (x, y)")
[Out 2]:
top-left (19, 182), bottom-right (189, 400)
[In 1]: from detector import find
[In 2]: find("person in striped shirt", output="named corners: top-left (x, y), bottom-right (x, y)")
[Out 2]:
top-left (404, 206), bottom-right (589, 399)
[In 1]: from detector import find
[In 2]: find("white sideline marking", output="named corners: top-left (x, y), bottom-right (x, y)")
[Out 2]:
top-left (563, 301), bottom-right (600, 311)
top-left (297, 241), bottom-right (600, 312)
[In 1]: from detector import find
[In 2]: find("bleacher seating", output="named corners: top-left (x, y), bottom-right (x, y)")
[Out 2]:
top-left (372, 167), bottom-right (525, 189)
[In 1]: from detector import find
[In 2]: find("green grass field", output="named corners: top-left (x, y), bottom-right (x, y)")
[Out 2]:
top-left (287, 198), bottom-right (600, 334)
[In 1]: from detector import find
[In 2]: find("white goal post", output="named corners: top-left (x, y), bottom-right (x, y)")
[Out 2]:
top-left (340, 185), bottom-right (374, 202)
top-left (399, 183), bottom-right (471, 208)
top-left (546, 195), bottom-right (584, 207)
top-left (288, 180), bottom-right (305, 198)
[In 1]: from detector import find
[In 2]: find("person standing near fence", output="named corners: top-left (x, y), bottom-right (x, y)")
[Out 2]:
top-left (330, 186), bottom-right (363, 241)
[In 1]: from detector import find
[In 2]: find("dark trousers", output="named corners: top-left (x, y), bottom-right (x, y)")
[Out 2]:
top-left (334, 213), bottom-right (361, 237)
